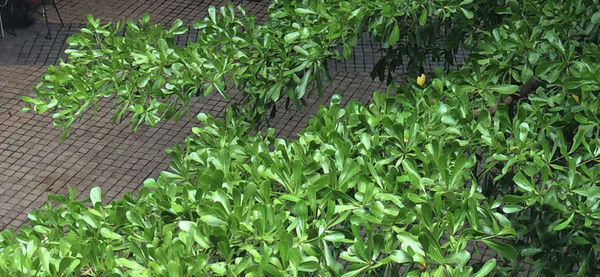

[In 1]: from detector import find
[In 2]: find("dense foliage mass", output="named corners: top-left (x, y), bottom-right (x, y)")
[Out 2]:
top-left (21, 0), bottom-right (491, 140)
top-left (3, 0), bottom-right (600, 275)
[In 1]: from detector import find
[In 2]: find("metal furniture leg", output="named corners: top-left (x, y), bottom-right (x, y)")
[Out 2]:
top-left (0, 0), bottom-right (7, 38)
top-left (50, 0), bottom-right (62, 25)
top-left (0, 12), bottom-right (4, 38)
top-left (41, 1), bottom-right (51, 38)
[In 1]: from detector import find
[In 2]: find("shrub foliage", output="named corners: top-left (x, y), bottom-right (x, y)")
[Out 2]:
top-left (3, 0), bottom-right (600, 276)
top-left (21, 0), bottom-right (491, 139)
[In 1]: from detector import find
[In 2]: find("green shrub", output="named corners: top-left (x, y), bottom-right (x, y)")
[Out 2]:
top-left (22, 5), bottom-right (335, 140)
top-left (21, 0), bottom-right (490, 139)
top-left (269, 0), bottom-right (502, 82)
top-left (4, 66), bottom-right (600, 274)
top-left (5, 0), bottom-right (600, 275)
top-left (0, 88), bottom-right (508, 276)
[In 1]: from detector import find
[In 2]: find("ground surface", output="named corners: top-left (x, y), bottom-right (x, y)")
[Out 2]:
top-left (0, 0), bottom-right (509, 272)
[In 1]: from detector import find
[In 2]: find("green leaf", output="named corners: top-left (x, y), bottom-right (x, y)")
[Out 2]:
top-left (296, 71), bottom-right (311, 99)
top-left (116, 258), bottom-right (145, 271)
top-left (324, 233), bottom-right (345, 242)
top-left (295, 8), bottom-right (316, 15)
top-left (488, 84), bottom-right (519, 95)
top-left (178, 221), bottom-right (196, 232)
top-left (513, 173), bottom-right (534, 192)
top-left (22, 96), bottom-right (39, 104)
top-left (263, 263), bottom-right (284, 276)
top-left (521, 248), bottom-right (542, 256)
top-left (293, 45), bottom-right (309, 56)
top-left (397, 232), bottom-right (424, 256)
top-left (343, 43), bottom-right (352, 60)
top-left (419, 9), bottom-right (428, 25)
top-left (535, 61), bottom-right (562, 83)
top-left (296, 200), bottom-right (308, 222)
top-left (143, 178), bottom-right (157, 188)
top-left (444, 250), bottom-right (470, 266)
top-left (406, 192), bottom-right (425, 203)
top-left (432, 78), bottom-right (443, 93)
top-left (521, 63), bottom-right (533, 83)
top-left (389, 250), bottom-right (412, 263)
top-left (299, 257), bottom-right (319, 272)
top-left (90, 187), bottom-right (102, 207)
top-left (441, 115), bottom-right (457, 126)
top-left (39, 247), bottom-right (51, 271)
top-left (168, 261), bottom-right (180, 277)
top-left (502, 204), bottom-right (524, 214)
top-left (388, 24), bottom-right (400, 45)
top-left (137, 74), bottom-right (150, 88)
top-left (169, 19), bottom-right (184, 34)
top-left (126, 211), bottom-right (145, 227)
top-left (141, 14), bottom-right (150, 25)
top-left (82, 213), bottom-right (98, 228)
top-left (492, 154), bottom-right (508, 161)
top-left (572, 187), bottom-right (600, 197)
top-left (592, 10), bottom-right (600, 24)
top-left (461, 8), bottom-right (474, 19)
top-left (473, 258), bottom-right (496, 277)
top-left (284, 31), bottom-right (300, 43)
top-left (341, 267), bottom-right (368, 277)
top-left (210, 263), bottom-right (227, 275)
top-left (100, 228), bottom-right (123, 241)
top-left (518, 122), bottom-right (529, 142)
top-left (553, 213), bottom-right (574, 231)
top-left (208, 6), bottom-right (217, 23)
top-left (481, 239), bottom-right (517, 261)
top-left (201, 215), bottom-right (227, 227)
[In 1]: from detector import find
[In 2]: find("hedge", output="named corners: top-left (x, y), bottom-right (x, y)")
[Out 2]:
top-left (3, 0), bottom-right (600, 275)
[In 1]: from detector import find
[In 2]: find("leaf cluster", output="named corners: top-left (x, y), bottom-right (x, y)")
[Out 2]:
top-left (7, 0), bottom-right (600, 276)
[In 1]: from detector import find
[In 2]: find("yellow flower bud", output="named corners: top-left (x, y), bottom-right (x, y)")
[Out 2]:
top-left (416, 74), bottom-right (426, 87)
